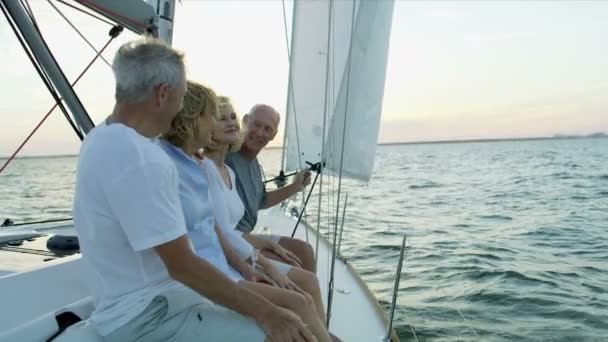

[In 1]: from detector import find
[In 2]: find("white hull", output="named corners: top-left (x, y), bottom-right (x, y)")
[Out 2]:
top-left (0, 208), bottom-right (397, 341)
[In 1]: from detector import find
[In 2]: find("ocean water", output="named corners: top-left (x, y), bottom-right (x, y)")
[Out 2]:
top-left (1, 138), bottom-right (607, 341)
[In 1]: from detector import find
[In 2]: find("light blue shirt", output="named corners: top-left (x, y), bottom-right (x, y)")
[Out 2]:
top-left (159, 140), bottom-right (241, 281)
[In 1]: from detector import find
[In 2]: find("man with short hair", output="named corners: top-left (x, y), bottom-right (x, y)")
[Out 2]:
top-left (226, 104), bottom-right (316, 273)
top-left (73, 38), bottom-right (313, 342)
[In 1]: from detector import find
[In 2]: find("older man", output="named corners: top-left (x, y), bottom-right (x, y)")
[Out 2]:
top-left (226, 104), bottom-right (316, 273)
top-left (73, 38), bottom-right (312, 342)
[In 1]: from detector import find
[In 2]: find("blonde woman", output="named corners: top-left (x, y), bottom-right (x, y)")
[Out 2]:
top-left (202, 96), bottom-right (331, 323)
top-left (159, 81), bottom-right (331, 342)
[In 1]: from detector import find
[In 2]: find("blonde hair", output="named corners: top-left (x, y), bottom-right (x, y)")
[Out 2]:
top-left (164, 81), bottom-right (218, 149)
top-left (206, 96), bottom-right (244, 153)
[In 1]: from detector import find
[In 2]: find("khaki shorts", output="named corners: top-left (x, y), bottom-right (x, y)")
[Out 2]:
top-left (105, 289), bottom-right (265, 342)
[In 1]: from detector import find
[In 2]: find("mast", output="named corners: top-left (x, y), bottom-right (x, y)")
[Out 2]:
top-left (150, 0), bottom-right (176, 45)
top-left (2, 0), bottom-right (94, 135)
top-left (2, 0), bottom-right (171, 138)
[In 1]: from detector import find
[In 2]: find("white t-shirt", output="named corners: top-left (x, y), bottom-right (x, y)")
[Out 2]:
top-left (73, 122), bottom-right (197, 336)
top-left (200, 158), bottom-right (253, 261)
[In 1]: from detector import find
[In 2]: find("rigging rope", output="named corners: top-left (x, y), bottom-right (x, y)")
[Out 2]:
top-left (280, 0), bottom-right (303, 171)
top-left (439, 287), bottom-right (479, 338)
top-left (327, 0), bottom-right (357, 327)
top-left (22, 0), bottom-right (96, 133)
top-left (0, 28), bottom-right (118, 174)
top-left (314, 0), bottom-right (334, 263)
top-left (402, 309), bottom-right (420, 342)
top-left (76, 0), bottom-right (148, 32)
top-left (11, 0), bottom-right (83, 137)
top-left (23, 0), bottom-right (38, 28)
top-left (56, 0), bottom-right (114, 27)
top-left (290, 162), bottom-right (323, 238)
top-left (1, 217), bottom-right (72, 227)
top-left (47, 0), bottom-right (112, 68)
top-left (0, 1), bottom-right (79, 171)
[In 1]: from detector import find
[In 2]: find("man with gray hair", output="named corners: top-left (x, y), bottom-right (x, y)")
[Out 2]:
top-left (226, 104), bottom-right (316, 273)
top-left (73, 38), bottom-right (313, 342)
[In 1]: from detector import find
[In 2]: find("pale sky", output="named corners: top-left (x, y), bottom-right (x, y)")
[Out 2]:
top-left (1, 0), bottom-right (607, 157)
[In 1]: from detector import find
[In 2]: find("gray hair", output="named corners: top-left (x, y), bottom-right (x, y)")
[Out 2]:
top-left (112, 37), bottom-right (186, 103)
top-left (249, 104), bottom-right (280, 126)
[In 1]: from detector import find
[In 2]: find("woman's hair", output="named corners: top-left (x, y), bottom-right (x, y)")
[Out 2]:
top-left (164, 80), bottom-right (218, 149)
top-left (206, 96), bottom-right (244, 153)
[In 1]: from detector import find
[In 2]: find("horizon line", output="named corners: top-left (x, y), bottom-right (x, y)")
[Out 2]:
top-left (2, 134), bottom-right (606, 159)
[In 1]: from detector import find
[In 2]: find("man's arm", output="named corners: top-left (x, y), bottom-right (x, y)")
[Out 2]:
top-left (155, 235), bottom-right (314, 341)
top-left (155, 236), bottom-right (269, 318)
top-left (261, 169), bottom-right (311, 209)
top-left (262, 183), bottom-right (299, 209)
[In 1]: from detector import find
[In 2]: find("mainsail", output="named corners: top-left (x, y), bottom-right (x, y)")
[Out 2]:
top-left (283, 0), bottom-right (395, 182)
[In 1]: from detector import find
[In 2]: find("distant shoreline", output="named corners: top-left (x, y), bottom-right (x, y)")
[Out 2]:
top-left (377, 134), bottom-right (608, 147)
top-left (2, 135), bottom-right (606, 159)
top-left (264, 134), bottom-right (608, 149)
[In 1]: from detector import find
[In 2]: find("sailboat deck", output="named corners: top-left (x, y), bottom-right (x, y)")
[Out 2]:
top-left (0, 208), bottom-right (397, 341)
top-left (258, 207), bottom-right (396, 341)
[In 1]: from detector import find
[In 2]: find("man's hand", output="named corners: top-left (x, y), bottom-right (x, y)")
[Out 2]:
top-left (263, 169), bottom-right (313, 209)
top-left (292, 169), bottom-right (312, 192)
top-left (257, 305), bottom-right (316, 342)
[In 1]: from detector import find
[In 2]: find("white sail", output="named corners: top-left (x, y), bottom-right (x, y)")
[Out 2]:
top-left (284, 0), bottom-right (395, 182)
top-left (283, 0), bottom-right (332, 172)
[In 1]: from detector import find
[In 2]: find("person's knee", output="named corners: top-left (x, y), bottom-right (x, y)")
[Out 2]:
top-left (293, 269), bottom-right (320, 296)
top-left (289, 292), bottom-right (312, 311)
top-left (299, 239), bottom-right (315, 259)
top-left (285, 238), bottom-right (314, 259)
top-left (302, 292), bottom-right (315, 307)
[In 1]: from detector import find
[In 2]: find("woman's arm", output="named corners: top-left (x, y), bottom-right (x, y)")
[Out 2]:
top-left (242, 233), bottom-right (272, 249)
top-left (243, 234), bottom-right (303, 268)
top-left (256, 254), bottom-right (305, 294)
top-left (215, 226), bottom-right (250, 274)
top-left (215, 226), bottom-right (273, 284)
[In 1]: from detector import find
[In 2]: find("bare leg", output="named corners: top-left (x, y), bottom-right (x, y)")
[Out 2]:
top-left (241, 281), bottom-right (331, 342)
top-left (278, 237), bottom-right (316, 273)
top-left (287, 267), bottom-right (326, 323)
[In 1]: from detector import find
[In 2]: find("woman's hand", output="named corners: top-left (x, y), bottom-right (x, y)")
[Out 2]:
top-left (241, 263), bottom-right (276, 286)
top-left (258, 255), bottom-right (306, 295)
top-left (265, 240), bottom-right (303, 268)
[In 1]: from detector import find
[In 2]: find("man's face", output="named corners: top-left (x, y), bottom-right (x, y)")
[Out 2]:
top-left (156, 78), bottom-right (187, 132)
top-left (244, 108), bottom-right (278, 151)
top-left (167, 78), bottom-right (187, 120)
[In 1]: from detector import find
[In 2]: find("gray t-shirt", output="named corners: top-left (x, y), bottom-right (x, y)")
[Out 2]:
top-left (225, 152), bottom-right (267, 233)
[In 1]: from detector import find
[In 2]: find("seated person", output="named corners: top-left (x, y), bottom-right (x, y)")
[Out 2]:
top-left (158, 81), bottom-right (331, 342)
top-left (226, 104), bottom-right (317, 273)
top-left (201, 95), bottom-right (328, 323)
top-left (73, 38), bottom-right (311, 342)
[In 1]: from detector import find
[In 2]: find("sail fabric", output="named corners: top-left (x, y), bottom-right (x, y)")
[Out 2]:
top-left (284, 0), bottom-right (395, 182)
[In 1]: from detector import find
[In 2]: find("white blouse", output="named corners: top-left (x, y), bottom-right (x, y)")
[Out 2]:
top-left (200, 158), bottom-right (254, 261)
